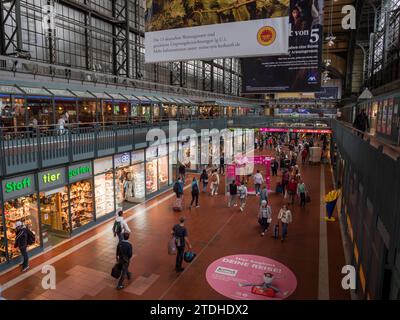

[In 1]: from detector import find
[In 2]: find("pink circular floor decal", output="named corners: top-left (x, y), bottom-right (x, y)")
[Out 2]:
top-left (206, 254), bottom-right (297, 300)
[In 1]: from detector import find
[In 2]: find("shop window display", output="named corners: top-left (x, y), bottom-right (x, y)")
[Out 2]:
top-left (0, 205), bottom-right (6, 264)
top-left (158, 156), bottom-right (169, 189)
top-left (3, 195), bottom-right (40, 260)
top-left (39, 186), bottom-right (70, 247)
top-left (115, 164), bottom-right (146, 208)
top-left (146, 159), bottom-right (158, 194)
top-left (69, 180), bottom-right (94, 230)
top-left (95, 172), bottom-right (115, 218)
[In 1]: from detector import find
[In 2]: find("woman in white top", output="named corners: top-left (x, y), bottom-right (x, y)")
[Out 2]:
top-left (278, 204), bottom-right (292, 242)
top-left (237, 181), bottom-right (248, 212)
top-left (210, 170), bottom-right (220, 196)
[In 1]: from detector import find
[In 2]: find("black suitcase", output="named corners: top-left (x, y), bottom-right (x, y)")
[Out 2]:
top-left (273, 224), bottom-right (279, 239)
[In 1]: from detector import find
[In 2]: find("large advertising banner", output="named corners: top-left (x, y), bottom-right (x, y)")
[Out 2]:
top-left (145, 0), bottom-right (290, 63)
top-left (242, 0), bottom-right (323, 93)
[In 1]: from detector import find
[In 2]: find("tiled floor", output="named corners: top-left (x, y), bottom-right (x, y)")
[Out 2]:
top-left (0, 148), bottom-right (350, 300)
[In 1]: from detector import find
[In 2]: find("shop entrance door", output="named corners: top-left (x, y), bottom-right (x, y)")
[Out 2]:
top-left (40, 187), bottom-right (71, 249)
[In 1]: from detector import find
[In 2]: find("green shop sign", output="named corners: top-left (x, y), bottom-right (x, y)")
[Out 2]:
top-left (2, 174), bottom-right (35, 201)
top-left (38, 168), bottom-right (67, 191)
top-left (68, 162), bottom-right (92, 183)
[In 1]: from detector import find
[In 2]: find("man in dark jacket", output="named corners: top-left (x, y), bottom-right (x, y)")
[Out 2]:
top-left (228, 180), bottom-right (238, 207)
top-left (353, 109), bottom-right (369, 138)
top-left (171, 217), bottom-right (192, 272)
top-left (178, 164), bottom-right (186, 183)
top-left (14, 221), bottom-right (29, 272)
top-left (116, 232), bottom-right (133, 289)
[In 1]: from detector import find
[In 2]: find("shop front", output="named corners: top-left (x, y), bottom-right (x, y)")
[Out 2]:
top-left (178, 138), bottom-right (199, 171)
top-left (1, 174), bottom-right (41, 268)
top-left (114, 151), bottom-right (146, 211)
top-left (38, 167), bottom-right (70, 248)
top-left (68, 162), bottom-right (94, 233)
top-left (94, 157), bottom-right (115, 220)
top-left (145, 144), bottom-right (169, 196)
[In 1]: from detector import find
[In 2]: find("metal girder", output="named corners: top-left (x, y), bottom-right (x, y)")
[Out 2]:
top-left (203, 61), bottom-right (214, 92)
top-left (170, 61), bottom-right (184, 87)
top-left (112, 0), bottom-right (130, 78)
top-left (84, 0), bottom-right (93, 70)
top-left (0, 0), bottom-right (22, 55)
top-left (345, 0), bottom-right (365, 95)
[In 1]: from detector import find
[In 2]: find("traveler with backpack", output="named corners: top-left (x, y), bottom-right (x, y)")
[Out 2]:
top-left (228, 180), bottom-right (238, 208)
top-left (113, 210), bottom-right (131, 242)
top-left (258, 200), bottom-right (272, 236)
top-left (199, 169), bottom-right (209, 193)
top-left (173, 177), bottom-right (184, 198)
top-left (171, 217), bottom-right (192, 272)
top-left (116, 232), bottom-right (133, 289)
top-left (278, 204), bottom-right (293, 242)
top-left (253, 170), bottom-right (264, 196)
top-left (15, 221), bottom-right (34, 272)
top-left (210, 170), bottom-right (220, 196)
top-left (237, 181), bottom-right (248, 212)
top-left (189, 177), bottom-right (200, 209)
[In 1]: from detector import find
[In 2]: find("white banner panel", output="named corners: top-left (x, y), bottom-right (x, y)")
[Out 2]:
top-left (145, 17), bottom-right (289, 63)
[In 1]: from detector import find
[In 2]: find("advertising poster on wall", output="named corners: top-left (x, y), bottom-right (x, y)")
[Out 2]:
top-left (144, 0), bottom-right (290, 63)
top-left (241, 0), bottom-right (323, 93)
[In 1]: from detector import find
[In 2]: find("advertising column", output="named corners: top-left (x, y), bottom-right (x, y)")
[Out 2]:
top-left (68, 162), bottom-right (94, 231)
top-left (2, 175), bottom-right (40, 261)
top-left (38, 167), bottom-right (70, 248)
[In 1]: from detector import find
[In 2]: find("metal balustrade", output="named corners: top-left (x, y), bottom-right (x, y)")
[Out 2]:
top-left (0, 116), bottom-right (335, 177)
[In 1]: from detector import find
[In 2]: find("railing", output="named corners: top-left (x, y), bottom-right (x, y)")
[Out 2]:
top-left (0, 116), bottom-right (336, 177)
top-left (331, 119), bottom-right (400, 161)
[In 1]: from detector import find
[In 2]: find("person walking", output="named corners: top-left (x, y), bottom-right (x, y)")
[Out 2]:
top-left (258, 200), bottom-right (272, 236)
top-left (116, 232), bottom-right (133, 289)
top-left (281, 169), bottom-right (290, 196)
top-left (253, 170), bottom-right (264, 195)
top-left (228, 180), bottom-right (238, 207)
top-left (287, 177), bottom-right (298, 205)
top-left (210, 170), bottom-right (220, 196)
top-left (14, 221), bottom-right (30, 272)
top-left (173, 176), bottom-right (184, 198)
top-left (219, 153), bottom-right (225, 175)
top-left (113, 209), bottom-right (131, 242)
top-left (199, 169), bottom-right (209, 193)
top-left (238, 181), bottom-right (248, 212)
top-left (297, 179), bottom-right (307, 208)
top-left (189, 177), bottom-right (200, 209)
top-left (178, 163), bottom-right (186, 183)
top-left (278, 204), bottom-right (293, 242)
top-left (171, 217), bottom-right (192, 272)
top-left (271, 159), bottom-right (279, 176)
top-left (260, 184), bottom-right (268, 205)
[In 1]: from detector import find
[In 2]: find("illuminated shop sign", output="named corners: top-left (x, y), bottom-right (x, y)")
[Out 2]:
top-left (39, 168), bottom-right (67, 191)
top-left (259, 128), bottom-right (332, 134)
top-left (2, 174), bottom-right (35, 201)
top-left (68, 162), bottom-right (92, 183)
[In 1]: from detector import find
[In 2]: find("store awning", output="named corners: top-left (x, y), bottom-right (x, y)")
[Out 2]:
top-left (47, 88), bottom-right (77, 98)
top-left (18, 86), bottom-right (52, 96)
top-left (71, 90), bottom-right (96, 99)
top-left (146, 96), bottom-right (162, 103)
top-left (134, 95), bottom-right (151, 103)
top-left (156, 96), bottom-right (170, 103)
top-left (88, 91), bottom-right (111, 99)
top-left (122, 94), bottom-right (140, 103)
top-left (107, 93), bottom-right (127, 101)
top-left (181, 98), bottom-right (195, 105)
top-left (0, 85), bottom-right (24, 95)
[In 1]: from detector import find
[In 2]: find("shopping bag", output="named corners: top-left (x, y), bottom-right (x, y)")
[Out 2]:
top-left (168, 237), bottom-right (177, 255)
top-left (173, 196), bottom-right (183, 212)
top-left (111, 263), bottom-right (122, 279)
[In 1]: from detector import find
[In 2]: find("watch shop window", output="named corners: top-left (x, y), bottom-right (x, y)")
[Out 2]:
top-left (94, 157), bottom-right (115, 219)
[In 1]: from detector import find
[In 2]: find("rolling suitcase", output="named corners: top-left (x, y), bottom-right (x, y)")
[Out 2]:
top-left (273, 224), bottom-right (279, 239)
top-left (173, 196), bottom-right (184, 212)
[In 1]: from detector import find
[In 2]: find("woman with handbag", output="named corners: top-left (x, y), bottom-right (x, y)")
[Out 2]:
top-left (258, 200), bottom-right (272, 236)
